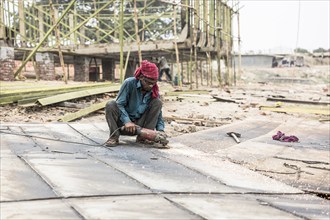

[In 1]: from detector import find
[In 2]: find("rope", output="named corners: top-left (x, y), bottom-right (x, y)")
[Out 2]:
top-left (0, 127), bottom-right (122, 147)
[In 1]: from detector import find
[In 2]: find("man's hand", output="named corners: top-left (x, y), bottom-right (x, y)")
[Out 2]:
top-left (124, 122), bottom-right (136, 134)
top-left (158, 130), bottom-right (168, 138)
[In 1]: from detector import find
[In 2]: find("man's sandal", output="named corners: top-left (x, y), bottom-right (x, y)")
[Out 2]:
top-left (105, 138), bottom-right (119, 147)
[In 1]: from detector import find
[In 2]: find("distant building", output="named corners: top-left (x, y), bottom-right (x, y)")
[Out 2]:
top-left (233, 54), bottom-right (275, 68)
top-left (233, 54), bottom-right (304, 68)
top-left (312, 52), bottom-right (330, 58)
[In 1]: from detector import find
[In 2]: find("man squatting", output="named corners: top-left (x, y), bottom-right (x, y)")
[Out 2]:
top-left (104, 60), bottom-right (165, 147)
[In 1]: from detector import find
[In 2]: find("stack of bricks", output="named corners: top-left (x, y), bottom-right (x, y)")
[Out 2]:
top-left (0, 47), bottom-right (15, 81)
top-left (35, 52), bottom-right (55, 80)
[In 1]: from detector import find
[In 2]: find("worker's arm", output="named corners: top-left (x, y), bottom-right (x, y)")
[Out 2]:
top-left (116, 79), bottom-right (133, 125)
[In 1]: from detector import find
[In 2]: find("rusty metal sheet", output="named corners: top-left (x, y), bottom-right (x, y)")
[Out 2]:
top-left (0, 199), bottom-right (81, 219)
top-left (69, 123), bottom-right (109, 144)
top-left (165, 194), bottom-right (301, 219)
top-left (17, 124), bottom-right (98, 154)
top-left (0, 133), bottom-right (57, 202)
top-left (92, 145), bottom-right (235, 193)
top-left (23, 152), bottom-right (151, 197)
top-left (68, 195), bottom-right (200, 219)
top-left (172, 119), bottom-right (281, 153)
top-left (255, 194), bottom-right (330, 220)
top-left (214, 120), bottom-right (330, 194)
top-left (157, 143), bottom-right (302, 194)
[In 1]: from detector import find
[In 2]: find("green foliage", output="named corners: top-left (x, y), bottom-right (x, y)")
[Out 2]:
top-left (312, 48), bottom-right (329, 53)
top-left (294, 48), bottom-right (310, 54)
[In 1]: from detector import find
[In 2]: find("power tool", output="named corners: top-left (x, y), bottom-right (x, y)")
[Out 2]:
top-left (121, 126), bottom-right (169, 146)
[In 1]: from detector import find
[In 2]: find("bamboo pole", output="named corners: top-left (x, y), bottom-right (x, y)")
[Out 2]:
top-left (119, 0), bottom-right (124, 83)
top-left (204, 0), bottom-right (209, 86)
top-left (18, 0), bottom-right (25, 47)
top-left (0, 0), bottom-right (4, 39)
top-left (93, 0), bottom-right (100, 43)
top-left (189, 46), bottom-right (193, 89)
top-left (124, 44), bottom-right (131, 75)
top-left (225, 6), bottom-right (230, 85)
top-left (14, 0), bottom-right (77, 79)
top-left (173, 4), bottom-right (181, 88)
top-left (216, 0), bottom-right (222, 87)
top-left (134, 0), bottom-right (142, 64)
top-left (193, 0), bottom-right (198, 89)
top-left (49, 0), bottom-right (67, 84)
top-left (237, 10), bottom-right (241, 81)
top-left (142, 0), bottom-right (147, 41)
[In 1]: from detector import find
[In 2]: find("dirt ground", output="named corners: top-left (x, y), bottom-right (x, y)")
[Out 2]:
top-left (1, 65), bottom-right (329, 138)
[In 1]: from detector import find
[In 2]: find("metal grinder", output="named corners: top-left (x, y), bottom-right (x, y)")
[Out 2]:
top-left (121, 126), bottom-right (169, 146)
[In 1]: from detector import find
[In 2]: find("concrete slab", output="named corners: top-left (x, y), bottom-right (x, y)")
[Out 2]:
top-left (68, 195), bottom-right (201, 219)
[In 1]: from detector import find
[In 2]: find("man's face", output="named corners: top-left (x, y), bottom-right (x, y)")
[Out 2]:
top-left (140, 75), bottom-right (157, 91)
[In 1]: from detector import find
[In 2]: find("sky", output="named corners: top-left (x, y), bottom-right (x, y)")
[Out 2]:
top-left (232, 0), bottom-right (330, 53)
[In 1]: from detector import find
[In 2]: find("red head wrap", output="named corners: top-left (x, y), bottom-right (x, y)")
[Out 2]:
top-left (134, 60), bottom-right (159, 99)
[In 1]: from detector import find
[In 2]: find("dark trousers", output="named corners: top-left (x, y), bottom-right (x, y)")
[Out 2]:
top-left (105, 99), bottom-right (162, 138)
top-left (158, 68), bottom-right (172, 81)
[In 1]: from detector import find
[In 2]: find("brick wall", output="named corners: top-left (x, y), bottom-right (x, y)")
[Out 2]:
top-left (36, 52), bottom-right (55, 80)
top-left (74, 56), bottom-right (89, 81)
top-left (0, 47), bottom-right (15, 81)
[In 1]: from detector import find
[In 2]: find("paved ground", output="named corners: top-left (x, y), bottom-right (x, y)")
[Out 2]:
top-left (1, 119), bottom-right (329, 219)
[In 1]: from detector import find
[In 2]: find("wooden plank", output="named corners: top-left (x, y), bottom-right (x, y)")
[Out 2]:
top-left (267, 97), bottom-right (330, 105)
top-left (59, 100), bottom-right (110, 122)
top-left (0, 83), bottom-right (117, 105)
top-left (0, 82), bottom-right (116, 97)
top-left (38, 86), bottom-right (120, 106)
top-left (165, 90), bottom-right (210, 96)
top-left (260, 105), bottom-right (330, 115)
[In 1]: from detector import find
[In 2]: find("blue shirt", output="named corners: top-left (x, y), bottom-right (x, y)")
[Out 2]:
top-left (116, 77), bottom-right (165, 131)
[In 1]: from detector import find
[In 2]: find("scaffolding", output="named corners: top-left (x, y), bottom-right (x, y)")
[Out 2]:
top-left (0, 0), bottom-right (238, 87)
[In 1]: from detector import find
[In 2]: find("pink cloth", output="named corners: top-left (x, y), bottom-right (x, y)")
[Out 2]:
top-left (134, 60), bottom-right (159, 99)
top-left (272, 131), bottom-right (299, 142)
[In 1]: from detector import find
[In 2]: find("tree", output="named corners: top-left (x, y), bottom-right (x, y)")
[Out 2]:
top-left (294, 48), bottom-right (310, 54)
top-left (313, 47), bottom-right (328, 53)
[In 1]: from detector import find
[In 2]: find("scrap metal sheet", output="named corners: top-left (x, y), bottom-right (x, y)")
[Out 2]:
top-left (68, 195), bottom-right (200, 219)
top-left (172, 119), bottom-right (281, 153)
top-left (0, 133), bottom-right (57, 202)
top-left (168, 194), bottom-right (297, 219)
top-left (0, 199), bottom-right (81, 219)
top-left (23, 152), bottom-right (151, 197)
top-left (156, 143), bottom-right (302, 193)
top-left (92, 145), bottom-right (235, 193)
